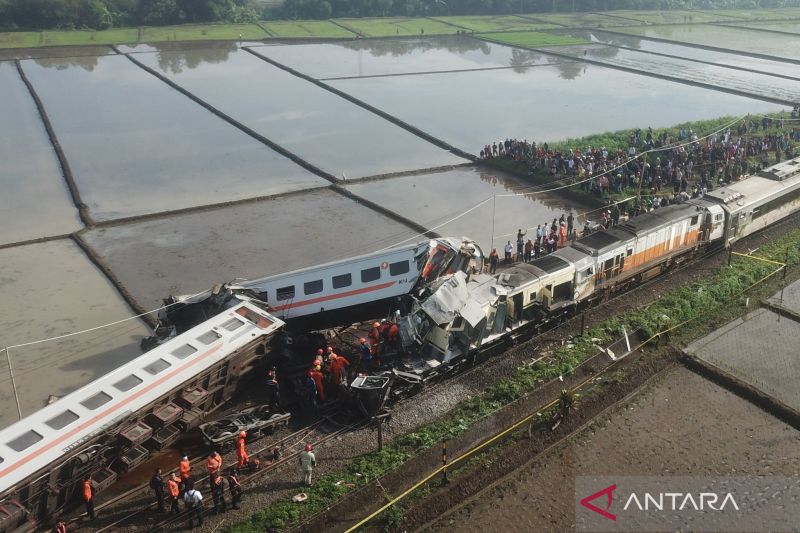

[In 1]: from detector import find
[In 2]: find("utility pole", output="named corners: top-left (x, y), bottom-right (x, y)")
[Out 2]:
top-left (5, 347), bottom-right (22, 421)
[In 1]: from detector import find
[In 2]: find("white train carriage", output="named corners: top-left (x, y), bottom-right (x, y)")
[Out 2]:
top-left (0, 302), bottom-right (283, 525)
top-left (705, 156), bottom-right (800, 245)
top-left (164, 238), bottom-right (482, 332)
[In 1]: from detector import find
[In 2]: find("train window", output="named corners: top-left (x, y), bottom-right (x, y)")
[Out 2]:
top-left (690, 215), bottom-right (699, 225)
top-left (81, 391), bottom-right (112, 410)
top-left (304, 280), bottom-right (323, 295)
top-left (235, 307), bottom-right (274, 329)
top-left (715, 214), bottom-right (723, 221)
top-left (113, 375), bottom-right (143, 392)
top-left (361, 266), bottom-right (381, 283)
top-left (389, 260), bottom-right (410, 276)
top-left (332, 273), bottom-right (351, 289)
top-left (627, 248), bottom-right (633, 257)
top-left (276, 286), bottom-right (295, 301)
top-left (7, 430), bottom-right (43, 452)
top-left (46, 410), bottom-right (80, 430)
top-left (197, 330), bottom-right (221, 345)
top-left (144, 359), bottom-right (171, 375)
top-left (221, 317), bottom-right (245, 332)
top-left (172, 344), bottom-right (197, 359)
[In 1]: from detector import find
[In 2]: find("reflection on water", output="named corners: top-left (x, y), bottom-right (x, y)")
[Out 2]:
top-left (22, 54), bottom-right (325, 220)
top-left (0, 45), bottom-right (113, 62)
top-left (346, 166), bottom-right (584, 254)
top-left (330, 63), bottom-right (784, 152)
top-left (0, 240), bottom-right (149, 426)
top-left (33, 53), bottom-right (101, 71)
top-left (135, 48), bottom-right (465, 178)
top-left (254, 36), bottom-right (564, 79)
top-left (546, 43), bottom-right (800, 102)
top-left (149, 41), bottom-right (238, 74)
top-left (615, 24), bottom-right (800, 61)
top-left (0, 62), bottom-right (81, 244)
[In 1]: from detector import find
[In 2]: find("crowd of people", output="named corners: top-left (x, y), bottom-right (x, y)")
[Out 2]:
top-left (480, 109), bottom-right (800, 205)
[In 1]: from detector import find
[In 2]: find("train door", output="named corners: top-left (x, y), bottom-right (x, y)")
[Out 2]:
top-left (706, 205), bottom-right (725, 241)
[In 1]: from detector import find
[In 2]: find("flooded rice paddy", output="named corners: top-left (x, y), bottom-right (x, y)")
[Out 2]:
top-left (134, 47), bottom-right (466, 179)
top-left (613, 23), bottom-right (800, 62)
top-left (251, 37), bottom-right (560, 79)
top-left (0, 240), bottom-right (150, 426)
top-left (21, 54), bottom-right (325, 220)
top-left (345, 167), bottom-right (582, 253)
top-left (546, 43), bottom-right (800, 103)
top-left (574, 29), bottom-right (800, 80)
top-left (330, 62), bottom-right (782, 152)
top-left (0, 26), bottom-right (797, 428)
top-left (0, 62), bottom-right (81, 245)
top-left (82, 188), bottom-right (419, 310)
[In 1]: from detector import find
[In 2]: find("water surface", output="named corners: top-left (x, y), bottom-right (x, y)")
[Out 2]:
top-left (545, 43), bottom-right (800, 103)
top-left (571, 29), bottom-right (800, 80)
top-left (330, 63), bottom-right (784, 153)
top-left (0, 62), bottom-right (81, 244)
top-left (253, 37), bottom-right (561, 79)
top-left (135, 48), bottom-right (465, 179)
top-left (346, 167), bottom-right (585, 254)
top-left (0, 45), bottom-right (113, 61)
top-left (21, 54), bottom-right (325, 220)
top-left (0, 240), bottom-right (149, 427)
top-left (613, 24), bottom-right (800, 62)
top-left (83, 188), bottom-right (420, 310)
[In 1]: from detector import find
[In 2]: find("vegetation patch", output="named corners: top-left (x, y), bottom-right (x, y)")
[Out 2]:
top-left (334, 17), bottom-right (458, 37)
top-left (479, 30), bottom-right (589, 49)
top-left (42, 28), bottom-right (139, 46)
top-left (0, 31), bottom-right (40, 48)
top-left (141, 23), bottom-right (269, 42)
top-left (228, 224), bottom-right (800, 532)
top-left (433, 15), bottom-right (560, 33)
top-left (261, 20), bottom-right (356, 38)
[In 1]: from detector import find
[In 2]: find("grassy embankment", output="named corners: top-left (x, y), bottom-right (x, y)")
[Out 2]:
top-left (2, 8), bottom-right (799, 48)
top-left (225, 219), bottom-right (800, 531)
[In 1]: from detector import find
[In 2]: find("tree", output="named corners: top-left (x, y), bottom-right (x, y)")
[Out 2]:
top-left (138, 0), bottom-right (182, 25)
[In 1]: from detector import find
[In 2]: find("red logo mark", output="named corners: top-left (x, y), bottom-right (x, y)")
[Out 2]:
top-left (580, 483), bottom-right (617, 521)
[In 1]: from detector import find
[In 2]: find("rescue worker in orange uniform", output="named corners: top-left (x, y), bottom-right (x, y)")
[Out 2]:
top-left (167, 473), bottom-right (181, 514)
top-left (236, 431), bottom-right (250, 470)
top-left (309, 365), bottom-right (326, 402)
top-left (368, 322), bottom-right (381, 355)
top-left (388, 323), bottom-right (399, 347)
top-left (206, 451), bottom-right (221, 477)
top-left (82, 476), bottom-right (95, 520)
top-left (329, 354), bottom-right (350, 385)
top-left (180, 455), bottom-right (192, 480)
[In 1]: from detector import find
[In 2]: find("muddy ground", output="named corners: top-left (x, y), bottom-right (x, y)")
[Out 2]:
top-left (418, 366), bottom-right (800, 533)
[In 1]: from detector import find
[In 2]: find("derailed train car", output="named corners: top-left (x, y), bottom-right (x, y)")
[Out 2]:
top-left (0, 302), bottom-right (283, 530)
top-left (398, 157), bottom-right (800, 366)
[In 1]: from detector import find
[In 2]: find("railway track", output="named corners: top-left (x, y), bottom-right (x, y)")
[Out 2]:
top-left (86, 414), bottom-right (361, 532)
top-left (67, 210), bottom-right (800, 532)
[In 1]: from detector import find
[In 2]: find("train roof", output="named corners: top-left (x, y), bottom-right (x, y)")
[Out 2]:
top-left (498, 263), bottom-right (543, 288)
top-left (528, 254), bottom-right (571, 274)
top-left (0, 302), bottom-right (283, 495)
top-left (618, 203), bottom-right (701, 234)
top-left (573, 230), bottom-right (623, 254)
top-left (705, 156), bottom-right (800, 210)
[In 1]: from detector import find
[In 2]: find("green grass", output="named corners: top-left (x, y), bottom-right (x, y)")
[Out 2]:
top-left (479, 30), bottom-right (589, 48)
top-left (432, 15), bottom-right (560, 33)
top-left (141, 23), bottom-right (268, 42)
top-left (602, 10), bottom-right (734, 24)
top-left (695, 8), bottom-right (800, 21)
top-left (261, 20), bottom-right (356, 38)
top-left (521, 12), bottom-right (629, 28)
top-left (335, 17), bottom-right (458, 37)
top-left (0, 32), bottom-right (41, 48)
top-left (42, 28), bottom-right (140, 46)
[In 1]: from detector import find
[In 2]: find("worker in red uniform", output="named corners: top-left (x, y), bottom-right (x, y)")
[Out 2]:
top-left (206, 451), bottom-right (220, 477)
top-left (330, 354), bottom-right (350, 385)
top-left (309, 365), bottom-right (326, 402)
top-left (368, 322), bottom-right (381, 355)
top-left (167, 473), bottom-right (181, 514)
top-left (180, 455), bottom-right (192, 481)
top-left (388, 322), bottom-right (400, 346)
top-left (236, 431), bottom-right (250, 470)
top-left (82, 476), bottom-right (95, 520)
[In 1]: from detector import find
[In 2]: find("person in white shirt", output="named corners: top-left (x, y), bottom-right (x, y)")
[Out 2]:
top-left (300, 444), bottom-right (317, 486)
top-left (183, 486), bottom-right (204, 529)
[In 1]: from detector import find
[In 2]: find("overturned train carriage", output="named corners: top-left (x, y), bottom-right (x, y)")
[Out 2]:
top-left (0, 303), bottom-right (283, 529)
